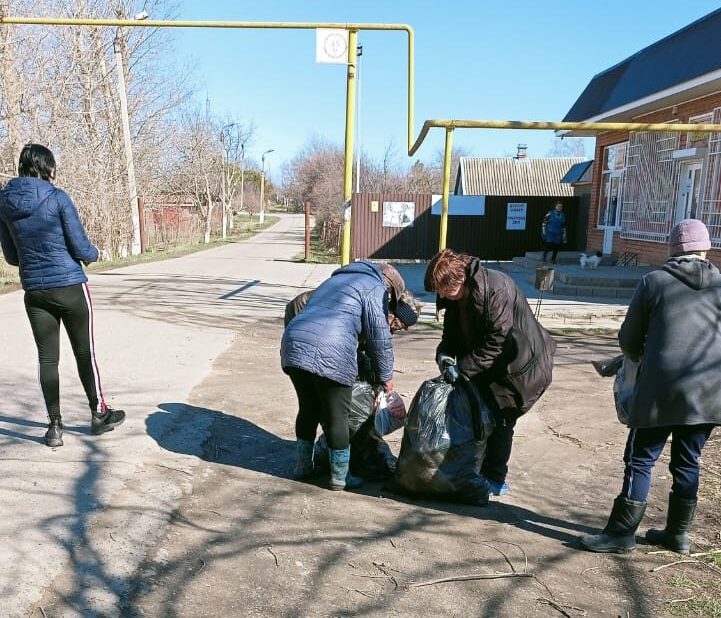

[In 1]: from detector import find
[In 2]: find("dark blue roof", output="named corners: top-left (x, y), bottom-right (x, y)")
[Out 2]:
top-left (560, 160), bottom-right (593, 184)
top-left (564, 8), bottom-right (721, 121)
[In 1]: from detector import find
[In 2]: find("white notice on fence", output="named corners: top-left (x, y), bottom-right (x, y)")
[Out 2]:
top-left (382, 201), bottom-right (415, 228)
top-left (506, 202), bottom-right (527, 230)
top-left (316, 29), bottom-right (349, 64)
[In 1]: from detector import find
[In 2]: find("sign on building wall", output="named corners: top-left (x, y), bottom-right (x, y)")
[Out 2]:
top-left (382, 201), bottom-right (415, 227)
top-left (506, 202), bottom-right (527, 230)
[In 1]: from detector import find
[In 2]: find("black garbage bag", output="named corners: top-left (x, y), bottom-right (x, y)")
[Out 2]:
top-left (314, 381), bottom-right (401, 481)
top-left (387, 377), bottom-right (495, 504)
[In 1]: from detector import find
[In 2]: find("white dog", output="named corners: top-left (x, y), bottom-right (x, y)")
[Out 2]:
top-left (580, 250), bottom-right (603, 269)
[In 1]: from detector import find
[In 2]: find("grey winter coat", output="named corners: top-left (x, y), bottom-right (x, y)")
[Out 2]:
top-left (619, 256), bottom-right (721, 428)
top-left (280, 261), bottom-right (393, 386)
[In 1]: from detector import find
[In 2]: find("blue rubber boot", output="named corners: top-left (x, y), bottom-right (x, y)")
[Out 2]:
top-left (329, 447), bottom-right (363, 491)
top-left (488, 480), bottom-right (511, 496)
top-left (293, 440), bottom-right (315, 480)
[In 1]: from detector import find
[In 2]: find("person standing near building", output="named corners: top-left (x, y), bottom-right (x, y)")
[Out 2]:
top-left (541, 201), bottom-right (567, 264)
top-left (580, 219), bottom-right (721, 554)
top-left (424, 249), bottom-right (555, 499)
top-left (0, 144), bottom-right (125, 447)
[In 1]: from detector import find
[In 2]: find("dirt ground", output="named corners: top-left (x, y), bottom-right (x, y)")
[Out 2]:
top-left (119, 322), bottom-right (719, 618)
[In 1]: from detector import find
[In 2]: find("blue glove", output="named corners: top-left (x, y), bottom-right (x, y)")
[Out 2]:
top-left (443, 364), bottom-right (460, 384)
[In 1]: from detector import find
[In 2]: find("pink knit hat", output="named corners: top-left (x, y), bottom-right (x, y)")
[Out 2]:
top-left (668, 219), bottom-right (711, 256)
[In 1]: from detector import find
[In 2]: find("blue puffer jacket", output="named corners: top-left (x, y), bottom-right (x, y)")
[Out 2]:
top-left (0, 177), bottom-right (98, 291)
top-left (281, 261), bottom-right (393, 386)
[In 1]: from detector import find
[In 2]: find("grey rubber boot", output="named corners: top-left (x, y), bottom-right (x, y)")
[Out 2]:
top-left (645, 493), bottom-right (697, 555)
top-left (580, 496), bottom-right (647, 553)
top-left (293, 440), bottom-right (315, 479)
top-left (329, 447), bottom-right (363, 491)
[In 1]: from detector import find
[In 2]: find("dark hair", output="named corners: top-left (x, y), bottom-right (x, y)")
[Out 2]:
top-left (18, 144), bottom-right (56, 181)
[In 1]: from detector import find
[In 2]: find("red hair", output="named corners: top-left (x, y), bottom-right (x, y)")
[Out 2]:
top-left (424, 249), bottom-right (471, 292)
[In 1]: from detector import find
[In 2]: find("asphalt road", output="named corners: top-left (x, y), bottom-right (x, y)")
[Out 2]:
top-left (0, 214), bottom-right (335, 617)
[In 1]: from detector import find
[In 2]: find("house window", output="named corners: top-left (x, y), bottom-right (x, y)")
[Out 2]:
top-left (598, 142), bottom-right (627, 227)
top-left (620, 131), bottom-right (680, 242)
top-left (687, 113), bottom-right (713, 150)
top-left (698, 107), bottom-right (721, 248)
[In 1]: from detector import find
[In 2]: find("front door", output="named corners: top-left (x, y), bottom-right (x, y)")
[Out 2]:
top-left (599, 172), bottom-right (622, 254)
top-left (675, 161), bottom-right (703, 223)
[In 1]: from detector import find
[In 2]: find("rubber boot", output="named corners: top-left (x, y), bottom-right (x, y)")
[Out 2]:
top-left (293, 439), bottom-right (315, 480)
top-left (580, 496), bottom-right (647, 553)
top-left (329, 447), bottom-right (363, 491)
top-left (645, 493), bottom-right (697, 555)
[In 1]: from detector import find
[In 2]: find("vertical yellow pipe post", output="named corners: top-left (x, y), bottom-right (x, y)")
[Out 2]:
top-left (406, 28), bottom-right (415, 154)
top-left (341, 29), bottom-right (358, 265)
top-left (439, 126), bottom-right (454, 251)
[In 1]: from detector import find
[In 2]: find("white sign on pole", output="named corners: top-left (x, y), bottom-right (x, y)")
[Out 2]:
top-left (316, 29), bottom-right (349, 64)
top-left (506, 202), bottom-right (527, 230)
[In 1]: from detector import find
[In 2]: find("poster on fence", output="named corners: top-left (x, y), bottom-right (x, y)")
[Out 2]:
top-left (382, 201), bottom-right (415, 228)
top-left (506, 202), bottom-right (527, 230)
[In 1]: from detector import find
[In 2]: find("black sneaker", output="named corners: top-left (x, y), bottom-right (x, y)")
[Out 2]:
top-left (91, 406), bottom-right (126, 435)
top-left (45, 419), bottom-right (64, 447)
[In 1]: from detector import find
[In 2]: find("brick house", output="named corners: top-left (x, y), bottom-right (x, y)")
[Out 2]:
top-left (562, 8), bottom-right (721, 265)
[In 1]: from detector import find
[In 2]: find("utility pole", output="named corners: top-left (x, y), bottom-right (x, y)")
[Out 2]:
top-left (114, 35), bottom-right (141, 255)
top-left (220, 130), bottom-right (227, 239)
top-left (239, 142), bottom-right (245, 225)
top-left (260, 149), bottom-right (273, 225)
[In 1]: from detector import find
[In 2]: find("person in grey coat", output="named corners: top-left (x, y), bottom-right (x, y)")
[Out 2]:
top-left (280, 261), bottom-right (410, 490)
top-left (581, 219), bottom-right (721, 555)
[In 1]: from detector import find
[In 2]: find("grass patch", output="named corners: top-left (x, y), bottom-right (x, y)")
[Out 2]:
top-left (292, 232), bottom-right (339, 264)
top-left (670, 574), bottom-right (700, 590)
top-left (673, 599), bottom-right (721, 618)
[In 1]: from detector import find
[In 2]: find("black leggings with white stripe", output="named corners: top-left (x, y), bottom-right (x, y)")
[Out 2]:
top-left (24, 283), bottom-right (105, 420)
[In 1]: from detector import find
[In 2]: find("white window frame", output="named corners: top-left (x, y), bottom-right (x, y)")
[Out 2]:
top-left (597, 141), bottom-right (628, 229)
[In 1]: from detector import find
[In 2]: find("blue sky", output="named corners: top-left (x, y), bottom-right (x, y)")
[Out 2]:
top-left (173, 1), bottom-right (721, 178)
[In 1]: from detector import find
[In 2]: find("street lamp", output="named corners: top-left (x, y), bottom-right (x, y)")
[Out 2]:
top-left (259, 149), bottom-right (274, 225)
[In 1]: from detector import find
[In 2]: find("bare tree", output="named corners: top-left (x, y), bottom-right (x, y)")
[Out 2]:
top-left (546, 137), bottom-right (587, 158)
top-left (219, 119), bottom-right (254, 235)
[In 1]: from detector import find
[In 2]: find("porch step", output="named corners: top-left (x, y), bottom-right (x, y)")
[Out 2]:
top-left (551, 282), bottom-right (636, 299)
top-left (555, 270), bottom-right (642, 288)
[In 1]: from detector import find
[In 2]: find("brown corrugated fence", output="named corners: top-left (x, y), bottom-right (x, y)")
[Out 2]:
top-left (351, 193), bottom-right (581, 260)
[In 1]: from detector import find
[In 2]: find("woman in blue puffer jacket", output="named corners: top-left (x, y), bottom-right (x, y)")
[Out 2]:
top-left (0, 144), bottom-right (125, 447)
top-left (281, 261), bottom-right (408, 490)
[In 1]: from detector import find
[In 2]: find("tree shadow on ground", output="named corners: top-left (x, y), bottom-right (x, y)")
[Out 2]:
top-left (148, 403), bottom-right (599, 545)
top-left (140, 402), bottom-right (655, 618)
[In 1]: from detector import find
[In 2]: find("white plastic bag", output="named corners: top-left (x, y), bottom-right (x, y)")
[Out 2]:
top-left (613, 355), bottom-right (640, 425)
top-left (374, 391), bottom-right (406, 436)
